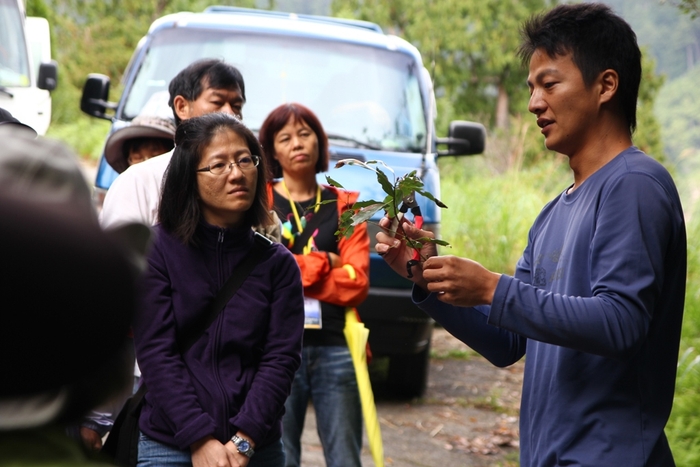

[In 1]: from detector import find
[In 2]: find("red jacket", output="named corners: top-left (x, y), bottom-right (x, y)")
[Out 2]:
top-left (267, 182), bottom-right (369, 308)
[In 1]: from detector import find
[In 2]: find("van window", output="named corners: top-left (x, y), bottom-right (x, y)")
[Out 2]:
top-left (123, 28), bottom-right (427, 152)
top-left (0, 0), bottom-right (31, 87)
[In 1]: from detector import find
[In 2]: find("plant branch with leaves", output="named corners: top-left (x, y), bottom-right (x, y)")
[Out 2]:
top-left (326, 159), bottom-right (450, 263)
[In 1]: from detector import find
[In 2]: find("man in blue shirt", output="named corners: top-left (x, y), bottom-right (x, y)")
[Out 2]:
top-left (376, 3), bottom-right (686, 466)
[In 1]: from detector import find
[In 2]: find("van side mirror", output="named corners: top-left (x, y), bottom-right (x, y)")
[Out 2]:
top-left (81, 74), bottom-right (117, 121)
top-left (436, 120), bottom-right (486, 156)
top-left (37, 61), bottom-right (58, 91)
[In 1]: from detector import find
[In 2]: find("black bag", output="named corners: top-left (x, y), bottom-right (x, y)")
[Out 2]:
top-left (100, 233), bottom-right (270, 466)
top-left (100, 384), bottom-right (146, 466)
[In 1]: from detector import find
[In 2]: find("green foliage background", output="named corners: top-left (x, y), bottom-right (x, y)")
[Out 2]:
top-left (603, 0), bottom-right (700, 167)
top-left (22, 0), bottom-right (700, 464)
top-left (27, 0), bottom-right (259, 158)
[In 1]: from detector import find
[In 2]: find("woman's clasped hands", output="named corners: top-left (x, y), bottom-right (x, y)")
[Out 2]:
top-left (191, 436), bottom-right (252, 467)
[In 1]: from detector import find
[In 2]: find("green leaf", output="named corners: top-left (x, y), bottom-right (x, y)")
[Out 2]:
top-left (334, 158), bottom-right (378, 174)
top-left (335, 224), bottom-right (356, 239)
top-left (339, 209), bottom-right (354, 223)
top-left (306, 198), bottom-right (337, 213)
top-left (407, 239), bottom-right (423, 250)
top-left (371, 160), bottom-right (396, 175)
top-left (415, 187), bottom-right (449, 209)
top-left (352, 199), bottom-right (385, 209)
top-left (351, 203), bottom-right (387, 225)
top-left (410, 236), bottom-right (451, 247)
top-left (337, 210), bottom-right (356, 238)
top-left (382, 194), bottom-right (398, 218)
top-left (375, 168), bottom-right (395, 197)
top-left (429, 239), bottom-right (451, 247)
top-left (325, 175), bottom-right (346, 189)
top-left (393, 186), bottom-right (406, 206)
top-left (396, 175), bottom-right (424, 196)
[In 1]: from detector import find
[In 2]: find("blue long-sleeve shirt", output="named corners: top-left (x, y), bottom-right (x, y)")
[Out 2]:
top-left (133, 222), bottom-right (304, 450)
top-left (416, 147), bottom-right (686, 466)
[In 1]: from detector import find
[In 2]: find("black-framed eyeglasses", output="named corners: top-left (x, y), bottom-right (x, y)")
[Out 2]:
top-left (196, 155), bottom-right (260, 175)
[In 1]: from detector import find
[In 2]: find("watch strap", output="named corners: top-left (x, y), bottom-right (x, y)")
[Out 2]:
top-left (231, 434), bottom-right (254, 458)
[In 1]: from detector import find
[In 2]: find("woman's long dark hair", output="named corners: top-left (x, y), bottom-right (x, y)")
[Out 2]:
top-left (158, 113), bottom-right (271, 245)
top-left (258, 103), bottom-right (329, 179)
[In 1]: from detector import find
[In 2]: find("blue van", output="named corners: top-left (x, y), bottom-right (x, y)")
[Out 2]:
top-left (81, 6), bottom-right (484, 398)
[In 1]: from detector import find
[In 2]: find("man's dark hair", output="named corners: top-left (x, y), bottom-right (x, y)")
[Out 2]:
top-left (159, 113), bottom-right (270, 245)
top-left (518, 3), bottom-right (641, 133)
top-left (167, 59), bottom-right (246, 126)
top-left (258, 102), bottom-right (329, 179)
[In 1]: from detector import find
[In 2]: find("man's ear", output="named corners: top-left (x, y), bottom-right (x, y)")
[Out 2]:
top-left (172, 95), bottom-right (191, 121)
top-left (598, 69), bottom-right (619, 105)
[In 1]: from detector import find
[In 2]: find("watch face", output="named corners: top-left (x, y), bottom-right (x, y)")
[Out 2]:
top-left (238, 439), bottom-right (250, 452)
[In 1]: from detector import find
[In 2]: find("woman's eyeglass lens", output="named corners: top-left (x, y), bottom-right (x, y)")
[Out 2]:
top-left (197, 155), bottom-right (259, 175)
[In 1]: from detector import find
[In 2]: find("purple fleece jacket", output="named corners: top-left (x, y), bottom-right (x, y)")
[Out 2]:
top-left (133, 222), bottom-right (304, 450)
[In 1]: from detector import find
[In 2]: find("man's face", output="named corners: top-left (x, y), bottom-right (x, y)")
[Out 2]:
top-left (176, 83), bottom-right (244, 121)
top-left (527, 49), bottom-right (601, 157)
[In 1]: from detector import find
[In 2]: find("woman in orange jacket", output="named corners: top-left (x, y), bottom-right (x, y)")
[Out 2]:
top-left (259, 103), bottom-right (369, 467)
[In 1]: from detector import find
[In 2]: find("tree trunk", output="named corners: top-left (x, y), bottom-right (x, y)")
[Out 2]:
top-left (496, 83), bottom-right (509, 129)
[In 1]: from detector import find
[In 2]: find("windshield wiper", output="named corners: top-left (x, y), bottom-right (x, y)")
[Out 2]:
top-left (0, 86), bottom-right (14, 98)
top-left (326, 133), bottom-right (382, 150)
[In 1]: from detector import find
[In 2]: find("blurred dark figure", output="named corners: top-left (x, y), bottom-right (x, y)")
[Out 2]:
top-left (0, 107), bottom-right (38, 137)
top-left (0, 127), bottom-right (147, 466)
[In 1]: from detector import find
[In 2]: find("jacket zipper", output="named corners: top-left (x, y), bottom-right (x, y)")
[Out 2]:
top-left (213, 228), bottom-right (231, 439)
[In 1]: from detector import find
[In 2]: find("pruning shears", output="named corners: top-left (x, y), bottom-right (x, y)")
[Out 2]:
top-left (398, 192), bottom-right (423, 278)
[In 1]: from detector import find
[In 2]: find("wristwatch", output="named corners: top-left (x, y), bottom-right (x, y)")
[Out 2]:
top-left (231, 434), bottom-right (255, 458)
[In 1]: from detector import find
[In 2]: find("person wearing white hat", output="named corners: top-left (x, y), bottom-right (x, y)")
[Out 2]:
top-left (103, 114), bottom-right (175, 174)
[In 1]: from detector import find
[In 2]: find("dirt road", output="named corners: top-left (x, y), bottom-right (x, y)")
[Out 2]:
top-left (298, 328), bottom-right (523, 467)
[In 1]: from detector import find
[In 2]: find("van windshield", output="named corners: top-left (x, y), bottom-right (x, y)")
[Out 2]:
top-left (0, 0), bottom-right (31, 88)
top-left (123, 28), bottom-right (428, 152)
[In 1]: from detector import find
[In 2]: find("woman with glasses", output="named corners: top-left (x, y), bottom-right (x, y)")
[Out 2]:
top-left (133, 112), bottom-right (304, 467)
top-left (259, 103), bottom-right (369, 467)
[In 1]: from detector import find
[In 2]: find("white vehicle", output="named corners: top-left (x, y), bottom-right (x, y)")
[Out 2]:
top-left (0, 0), bottom-right (57, 135)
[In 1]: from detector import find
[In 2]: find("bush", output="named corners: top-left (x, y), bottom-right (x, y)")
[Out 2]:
top-left (667, 347), bottom-right (700, 467)
top-left (439, 154), bottom-right (567, 273)
top-left (46, 116), bottom-right (111, 161)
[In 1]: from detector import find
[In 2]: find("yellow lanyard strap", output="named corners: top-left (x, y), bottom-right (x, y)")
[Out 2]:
top-left (281, 180), bottom-right (320, 234)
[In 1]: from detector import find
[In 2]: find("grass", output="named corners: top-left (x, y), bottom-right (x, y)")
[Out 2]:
top-left (470, 390), bottom-right (514, 415)
top-left (430, 348), bottom-right (479, 361)
top-left (493, 452), bottom-right (520, 467)
top-left (45, 115), bottom-right (111, 161)
top-left (439, 155), bottom-right (568, 273)
top-left (665, 207), bottom-right (700, 466)
top-left (666, 347), bottom-right (700, 467)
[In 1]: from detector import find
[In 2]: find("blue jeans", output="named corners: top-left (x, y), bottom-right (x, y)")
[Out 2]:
top-left (282, 346), bottom-right (362, 467)
top-left (137, 432), bottom-right (285, 467)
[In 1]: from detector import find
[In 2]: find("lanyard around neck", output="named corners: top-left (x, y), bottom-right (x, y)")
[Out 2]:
top-left (280, 180), bottom-right (321, 233)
